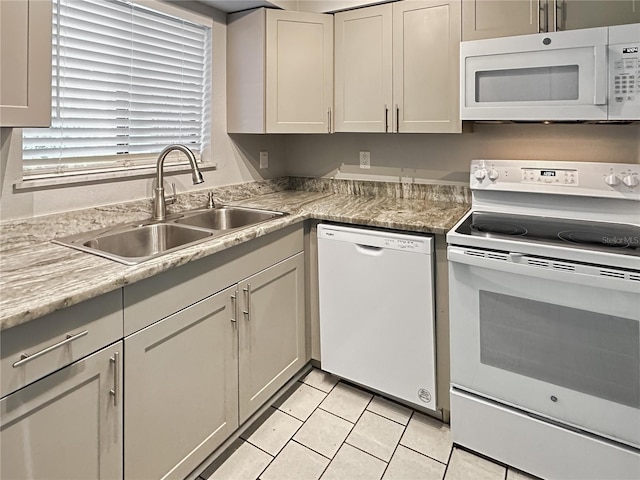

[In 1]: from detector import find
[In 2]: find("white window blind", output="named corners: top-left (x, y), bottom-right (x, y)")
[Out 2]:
top-left (23, 0), bottom-right (211, 177)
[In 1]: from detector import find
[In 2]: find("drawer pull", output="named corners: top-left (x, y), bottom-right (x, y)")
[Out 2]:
top-left (243, 284), bottom-right (251, 321)
top-left (110, 352), bottom-right (120, 406)
top-left (12, 330), bottom-right (89, 368)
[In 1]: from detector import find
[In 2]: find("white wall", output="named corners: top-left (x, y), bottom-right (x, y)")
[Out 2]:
top-left (0, 2), bottom-right (288, 221)
top-left (284, 124), bottom-right (640, 183)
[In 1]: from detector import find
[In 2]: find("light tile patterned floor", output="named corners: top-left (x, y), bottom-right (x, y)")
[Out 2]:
top-left (201, 368), bottom-right (540, 480)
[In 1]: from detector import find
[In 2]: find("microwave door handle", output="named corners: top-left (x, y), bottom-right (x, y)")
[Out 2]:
top-left (593, 45), bottom-right (607, 105)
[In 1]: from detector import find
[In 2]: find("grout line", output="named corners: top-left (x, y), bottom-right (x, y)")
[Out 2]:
top-left (242, 438), bottom-right (278, 459)
top-left (398, 443), bottom-right (449, 467)
top-left (276, 405), bottom-right (315, 423)
top-left (378, 411), bottom-right (411, 478)
top-left (316, 405), bottom-right (359, 425)
top-left (290, 438), bottom-right (333, 461)
top-left (341, 441), bottom-right (390, 464)
top-left (301, 379), bottom-right (338, 395)
top-left (253, 445), bottom-right (276, 480)
top-left (441, 445), bottom-right (456, 479)
top-left (365, 407), bottom-right (411, 427)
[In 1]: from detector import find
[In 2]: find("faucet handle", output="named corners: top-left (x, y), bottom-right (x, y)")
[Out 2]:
top-left (206, 192), bottom-right (216, 209)
top-left (166, 182), bottom-right (177, 205)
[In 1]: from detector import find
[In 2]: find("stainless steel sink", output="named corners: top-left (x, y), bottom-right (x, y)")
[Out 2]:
top-left (53, 205), bottom-right (287, 265)
top-left (55, 223), bottom-right (215, 265)
top-left (174, 206), bottom-right (285, 231)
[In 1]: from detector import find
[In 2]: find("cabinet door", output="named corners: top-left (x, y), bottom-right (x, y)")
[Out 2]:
top-left (1, 343), bottom-right (122, 480)
top-left (559, 0), bottom-right (640, 31)
top-left (393, 0), bottom-right (461, 133)
top-left (334, 4), bottom-right (393, 132)
top-left (238, 252), bottom-right (305, 423)
top-left (265, 10), bottom-right (333, 133)
top-left (0, 0), bottom-right (52, 127)
top-left (124, 286), bottom-right (238, 480)
top-left (462, 0), bottom-right (540, 40)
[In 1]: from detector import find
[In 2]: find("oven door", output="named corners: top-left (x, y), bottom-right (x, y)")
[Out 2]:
top-left (460, 27), bottom-right (609, 121)
top-left (448, 246), bottom-right (640, 448)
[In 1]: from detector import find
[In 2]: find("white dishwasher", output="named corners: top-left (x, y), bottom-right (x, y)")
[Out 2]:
top-left (317, 223), bottom-right (437, 411)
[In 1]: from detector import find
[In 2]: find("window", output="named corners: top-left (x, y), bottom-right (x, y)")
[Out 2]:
top-left (22, 0), bottom-right (211, 178)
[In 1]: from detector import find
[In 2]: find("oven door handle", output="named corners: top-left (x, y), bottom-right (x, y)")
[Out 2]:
top-left (448, 247), bottom-right (639, 294)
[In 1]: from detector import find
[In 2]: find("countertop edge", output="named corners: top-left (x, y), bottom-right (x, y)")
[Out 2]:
top-left (1, 192), bottom-right (469, 330)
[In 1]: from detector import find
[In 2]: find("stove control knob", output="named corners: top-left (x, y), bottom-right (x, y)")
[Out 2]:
top-left (604, 174), bottom-right (621, 187)
top-left (488, 169), bottom-right (499, 181)
top-left (474, 169), bottom-right (487, 181)
top-left (622, 174), bottom-right (639, 188)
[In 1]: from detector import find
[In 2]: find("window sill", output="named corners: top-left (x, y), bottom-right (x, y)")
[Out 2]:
top-left (14, 163), bottom-right (218, 191)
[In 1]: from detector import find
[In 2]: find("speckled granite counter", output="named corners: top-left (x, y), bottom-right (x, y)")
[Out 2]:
top-left (0, 178), bottom-right (470, 330)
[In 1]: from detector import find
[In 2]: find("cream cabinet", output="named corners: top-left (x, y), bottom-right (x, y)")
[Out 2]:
top-left (0, 0), bottom-right (52, 127)
top-left (238, 252), bottom-right (306, 423)
top-left (227, 8), bottom-right (333, 133)
top-left (462, 0), bottom-right (539, 40)
top-left (0, 290), bottom-right (123, 479)
top-left (1, 343), bottom-right (123, 480)
top-left (122, 224), bottom-right (306, 476)
top-left (462, 0), bottom-right (640, 41)
top-left (124, 286), bottom-right (239, 480)
top-left (559, 0), bottom-right (640, 30)
top-left (334, 0), bottom-right (461, 134)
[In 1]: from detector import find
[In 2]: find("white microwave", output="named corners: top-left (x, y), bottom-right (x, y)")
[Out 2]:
top-left (460, 23), bottom-right (640, 122)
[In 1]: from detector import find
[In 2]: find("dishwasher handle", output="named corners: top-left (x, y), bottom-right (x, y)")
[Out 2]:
top-left (355, 243), bottom-right (384, 256)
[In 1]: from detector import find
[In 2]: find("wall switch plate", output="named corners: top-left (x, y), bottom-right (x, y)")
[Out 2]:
top-left (259, 151), bottom-right (268, 169)
top-left (359, 151), bottom-right (370, 169)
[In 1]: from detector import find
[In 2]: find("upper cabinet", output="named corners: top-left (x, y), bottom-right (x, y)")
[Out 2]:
top-left (227, 8), bottom-right (333, 133)
top-left (463, 0), bottom-right (640, 41)
top-left (462, 0), bottom-right (539, 40)
top-left (560, 0), bottom-right (640, 31)
top-left (0, 0), bottom-right (52, 127)
top-left (334, 0), bottom-right (461, 134)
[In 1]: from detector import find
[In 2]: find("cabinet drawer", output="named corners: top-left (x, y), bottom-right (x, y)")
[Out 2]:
top-left (1, 289), bottom-right (123, 398)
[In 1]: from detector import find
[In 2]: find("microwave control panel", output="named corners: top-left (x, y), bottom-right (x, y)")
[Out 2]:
top-left (609, 24), bottom-right (640, 120)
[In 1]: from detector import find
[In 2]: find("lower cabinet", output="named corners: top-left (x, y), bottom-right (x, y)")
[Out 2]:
top-left (0, 343), bottom-right (123, 480)
top-left (1, 225), bottom-right (306, 479)
top-left (124, 286), bottom-right (239, 480)
top-left (124, 248), bottom-right (306, 478)
top-left (238, 252), bottom-right (306, 423)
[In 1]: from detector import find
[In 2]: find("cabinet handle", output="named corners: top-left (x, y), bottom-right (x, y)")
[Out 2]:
top-left (395, 105), bottom-right (400, 133)
top-left (384, 105), bottom-right (389, 133)
top-left (555, 0), bottom-right (564, 31)
top-left (12, 330), bottom-right (89, 367)
top-left (243, 284), bottom-right (251, 321)
top-left (539, 0), bottom-right (548, 33)
top-left (327, 108), bottom-right (331, 133)
top-left (110, 352), bottom-right (120, 407)
top-left (231, 290), bottom-right (237, 327)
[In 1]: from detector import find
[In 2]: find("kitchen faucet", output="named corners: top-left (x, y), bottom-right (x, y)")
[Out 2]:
top-left (153, 145), bottom-right (204, 221)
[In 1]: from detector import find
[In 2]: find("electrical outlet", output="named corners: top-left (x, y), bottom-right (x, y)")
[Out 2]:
top-left (259, 151), bottom-right (268, 169)
top-left (359, 151), bottom-right (370, 169)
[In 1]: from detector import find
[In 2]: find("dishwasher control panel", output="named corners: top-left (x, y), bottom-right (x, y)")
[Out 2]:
top-left (318, 224), bottom-right (433, 254)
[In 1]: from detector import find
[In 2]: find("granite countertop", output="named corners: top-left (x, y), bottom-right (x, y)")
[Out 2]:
top-left (0, 178), bottom-right (470, 331)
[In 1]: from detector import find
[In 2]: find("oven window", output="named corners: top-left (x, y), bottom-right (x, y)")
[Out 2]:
top-left (475, 65), bottom-right (579, 102)
top-left (479, 291), bottom-right (640, 409)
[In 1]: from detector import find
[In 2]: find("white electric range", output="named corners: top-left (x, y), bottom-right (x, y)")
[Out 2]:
top-left (447, 160), bottom-right (640, 480)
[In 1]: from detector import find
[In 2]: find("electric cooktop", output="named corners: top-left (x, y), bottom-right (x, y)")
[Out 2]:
top-left (455, 211), bottom-right (640, 256)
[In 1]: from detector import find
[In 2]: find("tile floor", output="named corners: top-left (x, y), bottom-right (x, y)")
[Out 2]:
top-left (200, 368), bottom-right (540, 480)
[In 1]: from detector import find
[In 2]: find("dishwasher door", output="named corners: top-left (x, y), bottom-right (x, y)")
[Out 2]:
top-left (317, 224), bottom-right (436, 410)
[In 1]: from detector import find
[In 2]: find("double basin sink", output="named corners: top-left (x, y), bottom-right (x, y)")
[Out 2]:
top-left (54, 206), bottom-right (287, 265)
